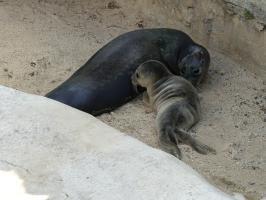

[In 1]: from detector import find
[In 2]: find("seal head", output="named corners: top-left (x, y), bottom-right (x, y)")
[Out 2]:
top-left (177, 45), bottom-right (210, 86)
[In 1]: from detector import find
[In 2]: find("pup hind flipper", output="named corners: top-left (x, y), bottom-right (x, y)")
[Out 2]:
top-left (173, 128), bottom-right (216, 155)
top-left (159, 127), bottom-right (182, 159)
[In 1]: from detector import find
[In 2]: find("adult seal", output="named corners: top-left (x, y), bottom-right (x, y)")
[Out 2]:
top-left (46, 28), bottom-right (210, 115)
top-left (131, 60), bottom-right (216, 159)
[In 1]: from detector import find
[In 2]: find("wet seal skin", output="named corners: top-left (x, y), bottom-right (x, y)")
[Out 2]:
top-left (46, 28), bottom-right (210, 115)
top-left (132, 60), bottom-right (216, 159)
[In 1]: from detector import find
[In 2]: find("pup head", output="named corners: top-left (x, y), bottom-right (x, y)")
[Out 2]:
top-left (132, 60), bottom-right (170, 89)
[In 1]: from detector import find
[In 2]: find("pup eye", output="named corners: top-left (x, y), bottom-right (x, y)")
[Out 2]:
top-left (136, 72), bottom-right (139, 78)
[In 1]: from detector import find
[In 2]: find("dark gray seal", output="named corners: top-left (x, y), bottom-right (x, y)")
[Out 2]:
top-left (131, 60), bottom-right (216, 159)
top-left (46, 28), bottom-right (210, 115)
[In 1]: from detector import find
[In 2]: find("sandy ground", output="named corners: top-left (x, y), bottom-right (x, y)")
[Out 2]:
top-left (0, 1), bottom-right (265, 199)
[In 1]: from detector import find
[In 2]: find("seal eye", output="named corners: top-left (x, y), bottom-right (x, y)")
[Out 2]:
top-left (136, 72), bottom-right (139, 79)
top-left (180, 67), bottom-right (186, 75)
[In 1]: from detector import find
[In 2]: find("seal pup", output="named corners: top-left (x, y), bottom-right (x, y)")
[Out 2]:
top-left (131, 60), bottom-right (216, 159)
top-left (46, 28), bottom-right (210, 115)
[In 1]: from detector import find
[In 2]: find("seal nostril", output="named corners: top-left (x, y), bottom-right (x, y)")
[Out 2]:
top-left (193, 69), bottom-right (200, 75)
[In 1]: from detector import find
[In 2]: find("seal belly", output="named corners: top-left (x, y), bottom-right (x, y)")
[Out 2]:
top-left (46, 79), bottom-right (97, 113)
top-left (90, 73), bottom-right (136, 115)
top-left (46, 66), bottom-right (137, 115)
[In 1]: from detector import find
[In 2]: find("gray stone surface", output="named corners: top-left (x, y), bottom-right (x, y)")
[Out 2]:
top-left (224, 0), bottom-right (266, 22)
top-left (134, 0), bottom-right (266, 78)
top-left (0, 85), bottom-right (241, 200)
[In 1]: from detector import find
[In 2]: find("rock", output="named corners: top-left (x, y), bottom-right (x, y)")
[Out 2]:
top-left (107, 1), bottom-right (120, 9)
top-left (224, 0), bottom-right (266, 23)
top-left (0, 85), bottom-right (241, 200)
top-left (243, 9), bottom-right (255, 20)
top-left (254, 21), bottom-right (265, 32)
top-left (136, 20), bottom-right (145, 28)
top-left (234, 193), bottom-right (246, 200)
top-left (30, 62), bottom-right (36, 67)
top-left (233, 193), bottom-right (246, 200)
top-left (0, 171), bottom-right (47, 200)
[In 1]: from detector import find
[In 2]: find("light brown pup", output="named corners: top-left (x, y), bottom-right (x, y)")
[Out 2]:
top-left (132, 60), bottom-right (216, 159)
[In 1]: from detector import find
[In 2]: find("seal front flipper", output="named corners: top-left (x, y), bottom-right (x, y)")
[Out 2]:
top-left (142, 91), bottom-right (153, 113)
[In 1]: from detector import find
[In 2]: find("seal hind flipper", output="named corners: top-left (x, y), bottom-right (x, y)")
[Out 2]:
top-left (159, 126), bottom-right (182, 159)
top-left (173, 128), bottom-right (216, 155)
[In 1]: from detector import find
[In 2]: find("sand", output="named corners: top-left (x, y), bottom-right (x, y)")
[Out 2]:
top-left (0, 1), bottom-right (265, 199)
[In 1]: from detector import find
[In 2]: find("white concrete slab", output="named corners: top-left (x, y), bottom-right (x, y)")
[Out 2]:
top-left (0, 85), bottom-right (241, 200)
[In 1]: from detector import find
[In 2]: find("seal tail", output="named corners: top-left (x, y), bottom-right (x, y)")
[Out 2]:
top-left (172, 128), bottom-right (216, 155)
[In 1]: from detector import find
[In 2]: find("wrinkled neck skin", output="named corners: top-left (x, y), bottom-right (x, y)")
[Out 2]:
top-left (147, 76), bottom-right (184, 112)
top-left (158, 40), bottom-right (181, 75)
top-left (160, 43), bottom-right (191, 75)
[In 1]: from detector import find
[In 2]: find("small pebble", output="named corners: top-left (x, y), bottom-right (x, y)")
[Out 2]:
top-left (107, 1), bottom-right (120, 9)
top-left (136, 20), bottom-right (144, 28)
top-left (30, 62), bottom-right (36, 67)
